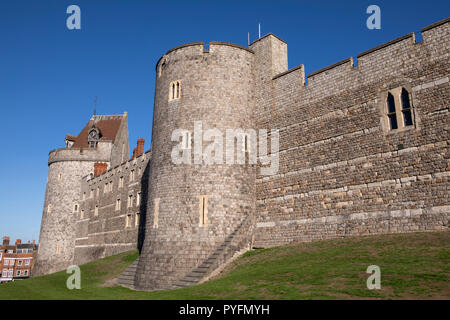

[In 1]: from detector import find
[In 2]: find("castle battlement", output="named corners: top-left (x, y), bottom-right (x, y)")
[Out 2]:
top-left (81, 149), bottom-right (151, 183)
top-left (271, 17), bottom-right (449, 105)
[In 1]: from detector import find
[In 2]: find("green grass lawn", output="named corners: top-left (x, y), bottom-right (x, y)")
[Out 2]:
top-left (0, 231), bottom-right (448, 300)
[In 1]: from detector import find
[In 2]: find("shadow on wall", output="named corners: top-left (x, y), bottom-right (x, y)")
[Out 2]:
top-left (137, 159), bottom-right (151, 254)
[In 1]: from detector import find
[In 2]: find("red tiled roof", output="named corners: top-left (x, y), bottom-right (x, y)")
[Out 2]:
top-left (71, 115), bottom-right (124, 148)
top-left (65, 134), bottom-right (77, 141)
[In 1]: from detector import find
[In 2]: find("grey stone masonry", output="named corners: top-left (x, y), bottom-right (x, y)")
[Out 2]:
top-left (74, 151), bottom-right (150, 265)
top-left (253, 18), bottom-right (449, 247)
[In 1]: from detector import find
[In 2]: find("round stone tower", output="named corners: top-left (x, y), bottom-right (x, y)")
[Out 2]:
top-left (134, 42), bottom-right (256, 290)
top-left (34, 149), bottom-right (109, 276)
top-left (34, 113), bottom-right (128, 276)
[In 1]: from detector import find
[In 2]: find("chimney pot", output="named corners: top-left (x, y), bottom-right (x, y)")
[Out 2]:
top-left (136, 138), bottom-right (145, 157)
top-left (3, 236), bottom-right (10, 246)
top-left (94, 162), bottom-right (108, 177)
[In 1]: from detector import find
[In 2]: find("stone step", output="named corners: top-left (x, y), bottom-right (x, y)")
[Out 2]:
top-left (122, 270), bottom-right (136, 274)
top-left (121, 270), bottom-right (137, 275)
top-left (117, 258), bottom-right (140, 288)
top-left (183, 276), bottom-right (203, 282)
top-left (168, 217), bottom-right (251, 289)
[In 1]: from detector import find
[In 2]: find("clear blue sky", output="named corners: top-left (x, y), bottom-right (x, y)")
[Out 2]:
top-left (0, 0), bottom-right (448, 243)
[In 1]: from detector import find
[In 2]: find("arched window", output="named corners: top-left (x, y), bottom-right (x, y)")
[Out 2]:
top-left (168, 80), bottom-right (181, 101)
top-left (401, 88), bottom-right (413, 127)
top-left (387, 92), bottom-right (398, 130)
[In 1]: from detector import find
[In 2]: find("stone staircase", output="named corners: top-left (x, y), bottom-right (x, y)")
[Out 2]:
top-left (117, 215), bottom-right (253, 290)
top-left (117, 258), bottom-right (139, 289)
top-left (171, 215), bottom-right (253, 289)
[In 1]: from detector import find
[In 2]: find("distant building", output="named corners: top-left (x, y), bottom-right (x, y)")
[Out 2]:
top-left (0, 236), bottom-right (38, 283)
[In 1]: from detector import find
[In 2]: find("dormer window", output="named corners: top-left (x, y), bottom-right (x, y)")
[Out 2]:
top-left (65, 140), bottom-right (74, 148)
top-left (88, 126), bottom-right (100, 148)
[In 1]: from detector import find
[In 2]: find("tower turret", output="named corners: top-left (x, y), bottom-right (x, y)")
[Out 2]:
top-left (134, 42), bottom-right (256, 290)
top-left (34, 113), bottom-right (129, 276)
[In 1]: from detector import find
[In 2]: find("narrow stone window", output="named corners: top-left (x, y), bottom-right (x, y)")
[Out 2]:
top-left (130, 169), bottom-right (135, 182)
top-left (198, 195), bottom-right (209, 227)
top-left (96, 186), bottom-right (100, 197)
top-left (47, 204), bottom-right (52, 213)
top-left (56, 242), bottom-right (61, 254)
top-left (136, 192), bottom-right (141, 206)
top-left (73, 203), bottom-right (79, 213)
top-left (401, 88), bottom-right (413, 127)
top-left (104, 183), bottom-right (108, 194)
top-left (83, 192), bottom-right (86, 200)
top-left (119, 177), bottom-right (124, 189)
top-left (168, 80), bottom-right (181, 101)
top-left (110, 180), bottom-right (113, 191)
top-left (387, 92), bottom-right (398, 130)
top-left (94, 205), bottom-right (99, 216)
top-left (153, 198), bottom-right (160, 228)
top-left (115, 198), bottom-right (121, 211)
top-left (90, 189), bottom-right (94, 198)
top-left (80, 209), bottom-right (84, 219)
top-left (126, 214), bottom-right (131, 228)
top-left (58, 173), bottom-right (62, 181)
top-left (135, 212), bottom-right (140, 227)
top-left (128, 194), bottom-right (133, 208)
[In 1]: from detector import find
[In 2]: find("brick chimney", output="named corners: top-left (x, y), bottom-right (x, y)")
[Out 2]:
top-left (15, 239), bottom-right (21, 245)
top-left (132, 138), bottom-right (145, 158)
top-left (94, 162), bottom-right (108, 177)
top-left (3, 236), bottom-right (10, 246)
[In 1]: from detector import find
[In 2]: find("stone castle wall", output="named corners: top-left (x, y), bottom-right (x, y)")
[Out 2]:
top-left (253, 19), bottom-right (449, 247)
top-left (74, 151), bottom-right (150, 266)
